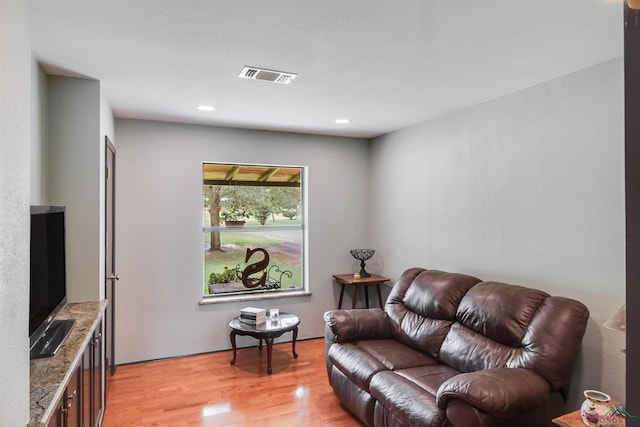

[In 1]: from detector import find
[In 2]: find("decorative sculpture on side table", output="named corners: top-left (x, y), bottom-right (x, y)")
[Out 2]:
top-left (350, 249), bottom-right (375, 278)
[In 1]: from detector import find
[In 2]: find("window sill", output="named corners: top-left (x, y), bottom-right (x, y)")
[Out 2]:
top-left (199, 290), bottom-right (312, 305)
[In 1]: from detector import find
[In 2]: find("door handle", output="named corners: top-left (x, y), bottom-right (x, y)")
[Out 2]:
top-left (108, 274), bottom-right (120, 281)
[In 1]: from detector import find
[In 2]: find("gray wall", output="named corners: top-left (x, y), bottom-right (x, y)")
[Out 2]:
top-left (0, 0), bottom-right (31, 425)
top-left (370, 57), bottom-right (625, 408)
top-left (114, 119), bottom-right (370, 363)
top-left (45, 76), bottom-right (113, 302)
top-left (31, 63), bottom-right (48, 204)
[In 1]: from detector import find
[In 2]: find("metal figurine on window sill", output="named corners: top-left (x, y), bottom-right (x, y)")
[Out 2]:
top-left (207, 247), bottom-right (292, 294)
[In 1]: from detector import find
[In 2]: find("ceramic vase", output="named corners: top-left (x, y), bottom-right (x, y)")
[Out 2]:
top-left (580, 390), bottom-right (611, 427)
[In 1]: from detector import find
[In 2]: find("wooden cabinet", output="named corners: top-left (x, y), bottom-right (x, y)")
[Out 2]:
top-left (66, 366), bottom-right (81, 427)
top-left (93, 325), bottom-right (104, 426)
top-left (45, 399), bottom-right (62, 427)
top-left (30, 302), bottom-right (107, 427)
top-left (45, 394), bottom-right (64, 427)
top-left (45, 364), bottom-right (81, 427)
top-left (45, 323), bottom-right (103, 427)
top-left (81, 320), bottom-right (104, 427)
top-left (82, 341), bottom-right (91, 427)
top-left (87, 321), bottom-right (104, 427)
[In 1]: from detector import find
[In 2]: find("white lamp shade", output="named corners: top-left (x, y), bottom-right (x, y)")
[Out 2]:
top-left (604, 304), bottom-right (626, 333)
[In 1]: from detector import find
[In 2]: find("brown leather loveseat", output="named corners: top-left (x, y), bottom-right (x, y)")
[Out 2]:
top-left (324, 268), bottom-right (589, 427)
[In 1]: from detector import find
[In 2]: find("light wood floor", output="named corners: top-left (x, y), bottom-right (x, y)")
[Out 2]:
top-left (102, 338), bottom-right (362, 427)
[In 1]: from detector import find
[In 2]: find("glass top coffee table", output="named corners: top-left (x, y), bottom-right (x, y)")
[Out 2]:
top-left (228, 311), bottom-right (300, 374)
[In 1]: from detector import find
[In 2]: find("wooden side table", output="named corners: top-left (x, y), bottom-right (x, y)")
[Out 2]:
top-left (552, 409), bottom-right (587, 426)
top-left (552, 400), bottom-right (625, 427)
top-left (333, 274), bottom-right (390, 309)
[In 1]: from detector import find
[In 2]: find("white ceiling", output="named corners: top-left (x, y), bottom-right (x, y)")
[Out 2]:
top-left (30, 0), bottom-right (623, 139)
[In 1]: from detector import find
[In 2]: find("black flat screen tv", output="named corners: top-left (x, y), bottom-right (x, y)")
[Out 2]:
top-left (29, 205), bottom-right (74, 358)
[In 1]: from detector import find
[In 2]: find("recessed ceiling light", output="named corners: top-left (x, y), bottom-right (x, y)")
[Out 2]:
top-left (335, 119), bottom-right (350, 124)
top-left (197, 105), bottom-right (215, 111)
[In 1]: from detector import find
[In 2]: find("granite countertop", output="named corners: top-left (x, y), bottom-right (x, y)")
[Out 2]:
top-left (29, 300), bottom-right (107, 427)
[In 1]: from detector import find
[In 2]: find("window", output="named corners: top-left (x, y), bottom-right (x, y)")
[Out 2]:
top-left (202, 163), bottom-right (305, 300)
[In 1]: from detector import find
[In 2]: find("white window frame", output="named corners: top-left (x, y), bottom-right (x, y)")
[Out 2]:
top-left (200, 162), bottom-right (309, 304)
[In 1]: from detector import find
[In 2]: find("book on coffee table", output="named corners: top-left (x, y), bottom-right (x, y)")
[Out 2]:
top-left (240, 307), bottom-right (266, 325)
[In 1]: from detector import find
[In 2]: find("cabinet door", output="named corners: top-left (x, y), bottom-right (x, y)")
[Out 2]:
top-left (82, 342), bottom-right (92, 427)
top-left (45, 362), bottom-right (81, 427)
top-left (45, 397), bottom-right (64, 427)
top-left (65, 366), bottom-right (82, 427)
top-left (91, 321), bottom-right (104, 427)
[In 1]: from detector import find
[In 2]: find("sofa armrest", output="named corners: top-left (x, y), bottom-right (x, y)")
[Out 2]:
top-left (436, 368), bottom-right (550, 417)
top-left (323, 308), bottom-right (391, 343)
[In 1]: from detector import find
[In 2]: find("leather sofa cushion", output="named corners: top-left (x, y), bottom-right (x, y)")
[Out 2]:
top-left (456, 281), bottom-right (549, 347)
top-left (330, 367), bottom-right (377, 427)
top-left (328, 340), bottom-right (439, 391)
top-left (356, 339), bottom-right (439, 370)
top-left (324, 308), bottom-right (391, 343)
top-left (395, 365), bottom-right (460, 396)
top-left (328, 342), bottom-right (388, 390)
top-left (437, 368), bottom-right (550, 417)
top-left (439, 322), bottom-right (516, 373)
top-left (507, 296), bottom-right (590, 391)
top-left (385, 268), bottom-right (482, 358)
top-left (370, 370), bottom-right (446, 427)
top-left (403, 270), bottom-right (482, 320)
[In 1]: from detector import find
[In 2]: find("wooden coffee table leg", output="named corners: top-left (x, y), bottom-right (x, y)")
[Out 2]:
top-left (229, 330), bottom-right (237, 365)
top-left (266, 338), bottom-right (274, 374)
top-left (292, 326), bottom-right (299, 359)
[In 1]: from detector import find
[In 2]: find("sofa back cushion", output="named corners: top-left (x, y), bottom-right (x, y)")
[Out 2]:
top-left (457, 282), bottom-right (549, 346)
top-left (438, 282), bottom-right (549, 372)
top-left (506, 295), bottom-right (589, 394)
top-left (385, 268), bottom-right (482, 359)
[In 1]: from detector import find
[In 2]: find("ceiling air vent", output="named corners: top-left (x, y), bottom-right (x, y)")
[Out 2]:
top-left (238, 66), bottom-right (297, 85)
